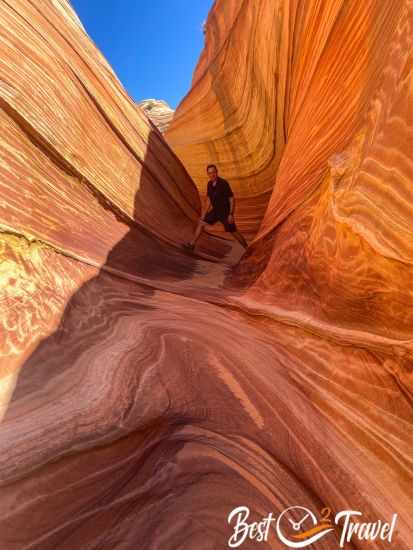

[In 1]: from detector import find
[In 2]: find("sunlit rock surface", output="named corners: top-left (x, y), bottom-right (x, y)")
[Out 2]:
top-left (165, 0), bottom-right (283, 240)
top-left (0, 1), bottom-right (412, 549)
top-left (138, 98), bottom-right (175, 133)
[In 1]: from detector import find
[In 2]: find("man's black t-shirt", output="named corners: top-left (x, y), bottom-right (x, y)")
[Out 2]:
top-left (207, 177), bottom-right (234, 218)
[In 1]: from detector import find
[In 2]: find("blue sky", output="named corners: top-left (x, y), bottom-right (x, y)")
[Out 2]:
top-left (70, 0), bottom-right (214, 109)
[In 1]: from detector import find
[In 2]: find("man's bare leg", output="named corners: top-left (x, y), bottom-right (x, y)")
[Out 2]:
top-left (232, 230), bottom-right (248, 250)
top-left (187, 219), bottom-right (207, 248)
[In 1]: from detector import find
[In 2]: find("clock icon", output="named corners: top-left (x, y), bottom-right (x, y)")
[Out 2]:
top-left (275, 506), bottom-right (333, 548)
top-left (278, 506), bottom-right (317, 533)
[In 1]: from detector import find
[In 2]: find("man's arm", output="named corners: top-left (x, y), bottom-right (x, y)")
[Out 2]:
top-left (226, 180), bottom-right (235, 219)
top-left (229, 196), bottom-right (234, 215)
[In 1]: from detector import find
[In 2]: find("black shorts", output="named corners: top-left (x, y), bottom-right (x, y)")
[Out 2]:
top-left (202, 209), bottom-right (237, 232)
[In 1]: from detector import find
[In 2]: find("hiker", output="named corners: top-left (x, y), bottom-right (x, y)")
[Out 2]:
top-left (186, 164), bottom-right (248, 251)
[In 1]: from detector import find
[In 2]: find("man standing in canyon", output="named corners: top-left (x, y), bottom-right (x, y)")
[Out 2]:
top-left (185, 164), bottom-right (248, 252)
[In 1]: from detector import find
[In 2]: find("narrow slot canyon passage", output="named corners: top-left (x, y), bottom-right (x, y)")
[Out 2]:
top-left (0, 1), bottom-right (412, 549)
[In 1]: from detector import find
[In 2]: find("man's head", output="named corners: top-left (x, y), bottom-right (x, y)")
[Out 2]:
top-left (207, 164), bottom-right (218, 182)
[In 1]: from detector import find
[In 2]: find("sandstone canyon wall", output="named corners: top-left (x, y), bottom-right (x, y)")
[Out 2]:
top-left (138, 98), bottom-right (174, 133)
top-left (0, 0), bottom-right (412, 549)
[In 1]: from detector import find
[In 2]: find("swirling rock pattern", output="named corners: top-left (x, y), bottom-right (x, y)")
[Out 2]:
top-left (165, 0), bottom-right (283, 240)
top-left (138, 99), bottom-right (175, 133)
top-left (0, 1), bottom-right (412, 550)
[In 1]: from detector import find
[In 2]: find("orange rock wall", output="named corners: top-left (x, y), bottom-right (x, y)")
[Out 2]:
top-left (0, 0), bottom-right (200, 371)
top-left (240, 0), bottom-right (413, 341)
top-left (165, 0), bottom-right (284, 239)
top-left (0, 0), bottom-right (199, 258)
top-left (167, 0), bottom-right (413, 337)
top-left (166, 3), bottom-right (413, 544)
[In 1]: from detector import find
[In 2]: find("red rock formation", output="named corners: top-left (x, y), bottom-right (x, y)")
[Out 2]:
top-left (138, 99), bottom-right (174, 133)
top-left (165, 0), bottom-right (284, 240)
top-left (0, 1), bottom-right (412, 549)
top-left (167, 0), bottom-right (413, 545)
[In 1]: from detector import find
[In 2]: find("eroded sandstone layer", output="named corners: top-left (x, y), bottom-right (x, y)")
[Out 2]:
top-left (138, 98), bottom-right (174, 133)
top-left (0, 1), bottom-right (412, 549)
